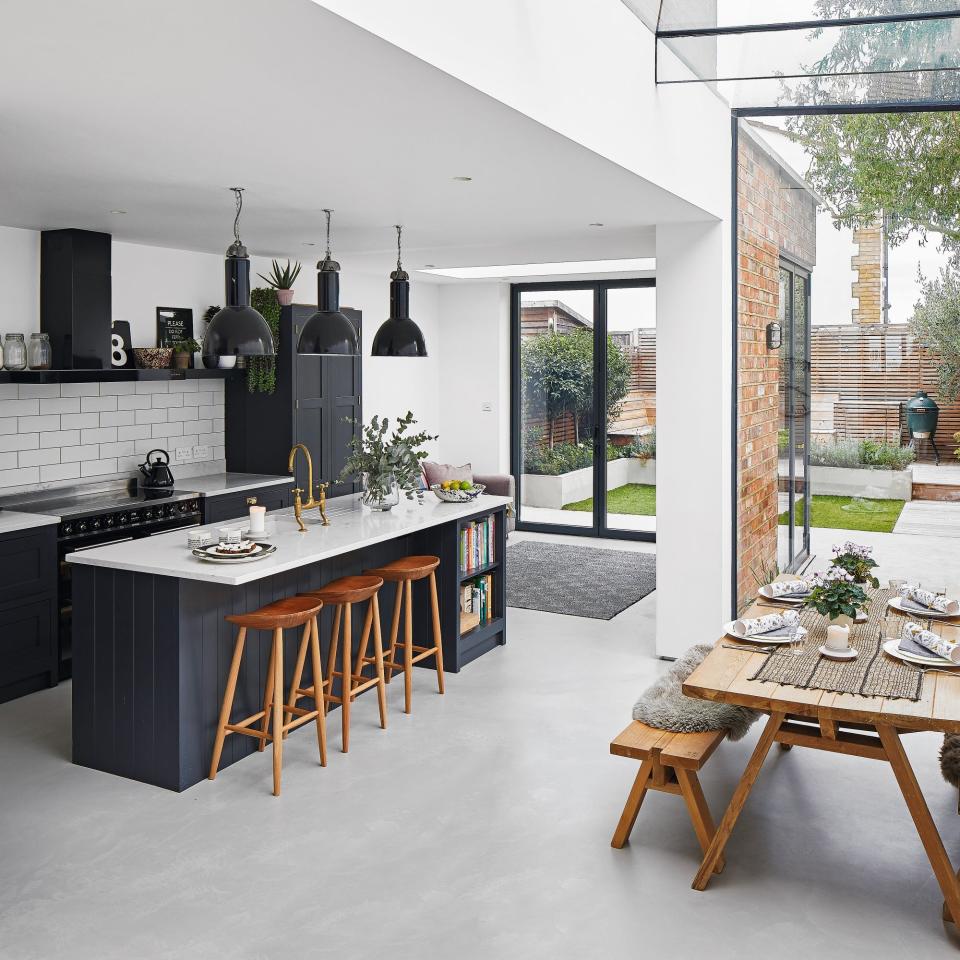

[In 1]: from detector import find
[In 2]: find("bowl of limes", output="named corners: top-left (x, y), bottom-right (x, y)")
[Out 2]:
top-left (430, 480), bottom-right (486, 503)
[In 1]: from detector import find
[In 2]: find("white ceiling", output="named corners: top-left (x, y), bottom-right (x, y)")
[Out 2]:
top-left (0, 0), bottom-right (703, 275)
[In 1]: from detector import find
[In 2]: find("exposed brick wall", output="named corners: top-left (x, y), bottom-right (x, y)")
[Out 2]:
top-left (736, 131), bottom-right (817, 609)
top-left (851, 223), bottom-right (884, 324)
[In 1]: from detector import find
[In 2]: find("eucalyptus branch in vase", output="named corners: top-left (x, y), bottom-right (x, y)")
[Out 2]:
top-left (339, 412), bottom-right (437, 510)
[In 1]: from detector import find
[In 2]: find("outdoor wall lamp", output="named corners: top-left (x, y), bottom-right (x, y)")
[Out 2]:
top-left (766, 321), bottom-right (782, 350)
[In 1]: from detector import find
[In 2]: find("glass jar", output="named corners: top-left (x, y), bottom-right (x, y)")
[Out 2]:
top-left (3, 333), bottom-right (26, 371)
top-left (27, 332), bottom-right (52, 370)
top-left (362, 472), bottom-right (400, 511)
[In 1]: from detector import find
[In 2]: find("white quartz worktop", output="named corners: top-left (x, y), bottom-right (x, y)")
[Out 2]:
top-left (0, 510), bottom-right (60, 534)
top-left (66, 493), bottom-right (511, 586)
top-left (177, 472), bottom-right (291, 496)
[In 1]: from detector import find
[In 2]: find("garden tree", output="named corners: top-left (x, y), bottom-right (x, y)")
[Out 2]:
top-left (520, 329), bottom-right (631, 448)
top-left (910, 262), bottom-right (960, 400)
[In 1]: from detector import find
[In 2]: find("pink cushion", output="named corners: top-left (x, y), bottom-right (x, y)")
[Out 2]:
top-left (423, 461), bottom-right (473, 487)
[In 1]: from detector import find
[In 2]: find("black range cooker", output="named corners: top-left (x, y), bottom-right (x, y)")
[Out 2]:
top-left (1, 480), bottom-right (202, 679)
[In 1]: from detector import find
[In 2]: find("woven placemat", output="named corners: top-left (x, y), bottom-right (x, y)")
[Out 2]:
top-left (749, 588), bottom-right (924, 701)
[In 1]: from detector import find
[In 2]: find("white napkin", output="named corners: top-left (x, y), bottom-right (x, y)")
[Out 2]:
top-left (768, 579), bottom-right (810, 598)
top-left (900, 621), bottom-right (960, 664)
top-left (898, 584), bottom-right (960, 616)
top-left (733, 610), bottom-right (800, 637)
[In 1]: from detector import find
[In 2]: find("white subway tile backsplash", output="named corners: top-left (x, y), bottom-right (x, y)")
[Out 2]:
top-left (60, 383), bottom-right (100, 397)
top-left (0, 379), bottom-right (226, 491)
top-left (39, 397), bottom-right (81, 415)
top-left (98, 381), bottom-right (137, 396)
top-left (18, 414), bottom-right (61, 433)
top-left (0, 466), bottom-right (40, 486)
top-left (80, 395), bottom-right (118, 413)
top-left (151, 394), bottom-right (184, 409)
top-left (0, 433), bottom-right (39, 453)
top-left (117, 425), bottom-right (152, 442)
top-left (61, 444), bottom-right (101, 463)
top-left (135, 409), bottom-right (166, 425)
top-left (99, 410), bottom-right (135, 427)
top-left (40, 430), bottom-right (81, 448)
top-left (19, 448), bottom-right (61, 467)
top-left (135, 381), bottom-right (170, 394)
top-left (41, 463), bottom-right (81, 482)
top-left (61, 413), bottom-right (100, 430)
top-left (117, 395), bottom-right (153, 410)
top-left (80, 427), bottom-right (118, 444)
top-left (81, 458), bottom-right (119, 477)
top-left (18, 384), bottom-right (61, 399)
top-left (1, 399), bottom-right (40, 416)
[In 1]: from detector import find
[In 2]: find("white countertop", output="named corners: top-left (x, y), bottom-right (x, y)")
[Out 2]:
top-left (66, 493), bottom-right (511, 585)
top-left (177, 473), bottom-right (291, 496)
top-left (0, 510), bottom-right (60, 534)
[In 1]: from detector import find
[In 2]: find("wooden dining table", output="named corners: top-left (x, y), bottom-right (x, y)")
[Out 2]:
top-left (682, 592), bottom-right (960, 940)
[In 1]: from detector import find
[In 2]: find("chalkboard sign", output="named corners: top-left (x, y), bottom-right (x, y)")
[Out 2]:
top-left (156, 307), bottom-right (194, 347)
top-left (110, 321), bottom-right (135, 369)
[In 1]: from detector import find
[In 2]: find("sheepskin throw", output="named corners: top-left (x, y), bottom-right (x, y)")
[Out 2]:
top-left (632, 643), bottom-right (760, 741)
top-left (941, 734), bottom-right (960, 788)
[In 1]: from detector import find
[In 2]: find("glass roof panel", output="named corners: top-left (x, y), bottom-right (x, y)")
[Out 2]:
top-left (651, 2), bottom-right (960, 107)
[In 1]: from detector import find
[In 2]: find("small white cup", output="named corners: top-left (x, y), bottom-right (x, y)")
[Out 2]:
top-left (188, 530), bottom-right (212, 549)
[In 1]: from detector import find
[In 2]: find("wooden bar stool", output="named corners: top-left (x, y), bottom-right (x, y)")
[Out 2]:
top-left (291, 575), bottom-right (387, 753)
top-left (209, 596), bottom-right (326, 797)
top-left (364, 555), bottom-right (443, 715)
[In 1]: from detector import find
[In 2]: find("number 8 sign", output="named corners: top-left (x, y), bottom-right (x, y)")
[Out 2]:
top-left (111, 321), bottom-right (135, 368)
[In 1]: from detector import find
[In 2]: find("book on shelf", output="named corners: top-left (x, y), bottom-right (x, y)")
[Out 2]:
top-left (459, 513), bottom-right (496, 575)
top-left (460, 571), bottom-right (495, 628)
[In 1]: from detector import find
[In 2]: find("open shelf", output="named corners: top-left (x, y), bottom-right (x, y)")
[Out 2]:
top-left (458, 560), bottom-right (500, 582)
top-left (0, 368), bottom-right (235, 384)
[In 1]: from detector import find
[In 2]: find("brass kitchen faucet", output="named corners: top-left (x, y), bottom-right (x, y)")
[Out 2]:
top-left (288, 443), bottom-right (331, 531)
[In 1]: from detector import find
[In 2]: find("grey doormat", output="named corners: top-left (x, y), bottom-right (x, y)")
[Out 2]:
top-left (506, 540), bottom-right (656, 619)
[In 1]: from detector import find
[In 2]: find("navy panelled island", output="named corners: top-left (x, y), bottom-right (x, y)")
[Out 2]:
top-left (67, 494), bottom-right (510, 791)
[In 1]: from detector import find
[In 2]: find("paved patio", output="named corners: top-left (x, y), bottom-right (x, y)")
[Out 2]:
top-left (893, 499), bottom-right (960, 538)
top-left (519, 505), bottom-right (656, 533)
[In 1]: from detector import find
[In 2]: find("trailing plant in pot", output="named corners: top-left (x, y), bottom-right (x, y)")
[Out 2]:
top-left (804, 566), bottom-right (870, 625)
top-left (172, 337), bottom-right (201, 370)
top-left (258, 259), bottom-right (301, 306)
top-left (830, 541), bottom-right (880, 588)
top-left (246, 287), bottom-right (280, 394)
top-left (340, 412), bottom-right (437, 511)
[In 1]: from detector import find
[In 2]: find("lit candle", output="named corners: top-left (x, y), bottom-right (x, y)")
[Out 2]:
top-left (249, 505), bottom-right (266, 535)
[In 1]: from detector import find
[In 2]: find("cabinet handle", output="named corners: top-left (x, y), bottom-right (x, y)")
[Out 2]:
top-left (246, 496), bottom-right (258, 506)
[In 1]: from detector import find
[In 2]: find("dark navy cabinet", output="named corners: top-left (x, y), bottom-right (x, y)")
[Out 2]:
top-left (201, 484), bottom-right (292, 525)
top-left (0, 525), bottom-right (58, 703)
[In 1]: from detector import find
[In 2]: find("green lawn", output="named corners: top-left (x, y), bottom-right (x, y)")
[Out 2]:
top-left (562, 483), bottom-right (656, 515)
top-left (778, 494), bottom-right (905, 534)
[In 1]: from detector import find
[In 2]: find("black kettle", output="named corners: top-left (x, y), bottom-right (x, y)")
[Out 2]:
top-left (139, 449), bottom-right (174, 488)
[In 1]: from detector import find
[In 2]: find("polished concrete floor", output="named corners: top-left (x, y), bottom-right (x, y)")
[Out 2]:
top-left (1, 533), bottom-right (959, 959)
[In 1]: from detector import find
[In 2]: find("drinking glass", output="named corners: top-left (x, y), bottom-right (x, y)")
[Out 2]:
top-left (888, 578), bottom-right (906, 592)
top-left (790, 626), bottom-right (807, 657)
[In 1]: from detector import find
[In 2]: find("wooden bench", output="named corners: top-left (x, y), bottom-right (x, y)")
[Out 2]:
top-left (610, 721), bottom-right (726, 870)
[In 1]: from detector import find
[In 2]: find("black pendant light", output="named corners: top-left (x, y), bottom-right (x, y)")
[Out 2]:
top-left (372, 224), bottom-right (427, 357)
top-left (297, 209), bottom-right (359, 355)
top-left (202, 187), bottom-right (276, 359)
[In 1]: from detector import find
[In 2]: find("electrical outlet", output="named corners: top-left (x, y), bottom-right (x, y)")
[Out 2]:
top-left (174, 447), bottom-right (192, 463)
top-left (480, 401), bottom-right (493, 413)
top-left (193, 445), bottom-right (211, 461)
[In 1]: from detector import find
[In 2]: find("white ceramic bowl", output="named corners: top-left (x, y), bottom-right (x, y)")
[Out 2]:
top-left (217, 355), bottom-right (237, 369)
top-left (430, 482), bottom-right (485, 503)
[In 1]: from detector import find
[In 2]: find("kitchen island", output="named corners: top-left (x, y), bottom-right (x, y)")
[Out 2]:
top-left (68, 493), bottom-right (510, 791)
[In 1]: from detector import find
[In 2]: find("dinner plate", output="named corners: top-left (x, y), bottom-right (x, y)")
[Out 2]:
top-left (881, 638), bottom-right (957, 668)
top-left (192, 542), bottom-right (277, 564)
top-left (887, 596), bottom-right (957, 619)
top-left (758, 584), bottom-right (809, 604)
top-left (722, 620), bottom-right (794, 645)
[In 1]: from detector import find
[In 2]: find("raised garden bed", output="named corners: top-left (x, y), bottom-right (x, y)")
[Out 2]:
top-left (522, 458), bottom-right (655, 509)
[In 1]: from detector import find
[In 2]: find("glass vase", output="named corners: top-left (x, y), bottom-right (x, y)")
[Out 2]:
top-left (362, 472), bottom-right (400, 511)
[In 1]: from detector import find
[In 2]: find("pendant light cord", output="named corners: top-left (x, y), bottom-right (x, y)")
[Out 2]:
top-left (231, 187), bottom-right (245, 245)
top-left (395, 224), bottom-right (403, 271)
top-left (323, 209), bottom-right (333, 259)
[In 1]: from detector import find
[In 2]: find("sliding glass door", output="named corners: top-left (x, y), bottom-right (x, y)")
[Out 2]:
top-left (512, 279), bottom-right (656, 541)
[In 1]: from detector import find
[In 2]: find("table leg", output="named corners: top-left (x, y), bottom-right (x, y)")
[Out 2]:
top-left (692, 711), bottom-right (785, 891)
top-left (875, 724), bottom-right (960, 927)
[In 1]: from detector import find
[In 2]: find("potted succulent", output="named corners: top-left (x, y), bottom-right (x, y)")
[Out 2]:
top-left (804, 565), bottom-right (870, 628)
top-left (172, 337), bottom-right (201, 370)
top-left (257, 259), bottom-right (302, 306)
top-left (830, 541), bottom-right (880, 588)
top-left (340, 412), bottom-right (437, 511)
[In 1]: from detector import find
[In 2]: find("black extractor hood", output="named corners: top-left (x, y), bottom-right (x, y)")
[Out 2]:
top-left (40, 228), bottom-right (112, 369)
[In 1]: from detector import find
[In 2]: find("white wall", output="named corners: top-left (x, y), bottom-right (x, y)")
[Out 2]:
top-left (436, 282), bottom-right (510, 474)
top-left (655, 221), bottom-right (731, 659)
top-left (0, 226), bottom-right (40, 332)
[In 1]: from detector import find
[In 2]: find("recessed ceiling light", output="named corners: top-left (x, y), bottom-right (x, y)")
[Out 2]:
top-left (589, 222), bottom-right (604, 227)
top-left (452, 176), bottom-right (473, 182)
top-left (302, 241), bottom-right (317, 246)
top-left (110, 209), bottom-right (127, 215)
top-left (423, 264), bottom-right (436, 269)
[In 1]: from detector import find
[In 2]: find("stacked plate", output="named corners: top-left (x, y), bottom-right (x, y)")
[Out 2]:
top-left (193, 540), bottom-right (277, 564)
